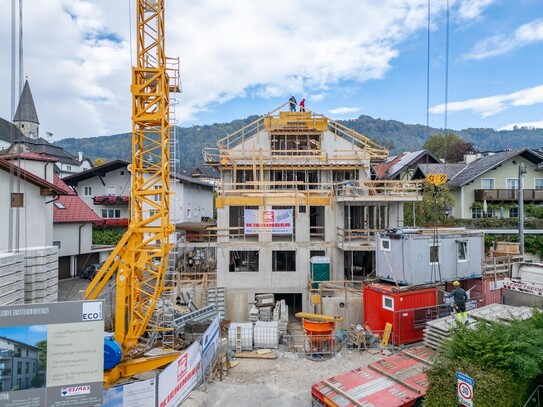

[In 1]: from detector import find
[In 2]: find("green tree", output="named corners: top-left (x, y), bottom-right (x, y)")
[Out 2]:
top-left (404, 183), bottom-right (455, 227)
top-left (423, 133), bottom-right (461, 161)
top-left (35, 339), bottom-right (47, 371)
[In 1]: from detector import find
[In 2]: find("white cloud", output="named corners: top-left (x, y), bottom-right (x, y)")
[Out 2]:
top-left (464, 19), bottom-right (543, 60)
top-left (457, 0), bottom-right (496, 20)
top-left (0, 0), bottom-right (496, 139)
top-left (429, 84), bottom-right (543, 117)
top-left (498, 120), bottom-right (543, 131)
top-left (328, 107), bottom-right (361, 115)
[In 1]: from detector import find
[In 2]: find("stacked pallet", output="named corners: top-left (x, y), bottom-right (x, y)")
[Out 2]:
top-left (424, 303), bottom-right (534, 350)
top-left (273, 300), bottom-right (289, 335)
top-left (0, 252), bottom-right (25, 305)
top-left (423, 317), bottom-right (458, 349)
top-left (24, 246), bottom-right (58, 304)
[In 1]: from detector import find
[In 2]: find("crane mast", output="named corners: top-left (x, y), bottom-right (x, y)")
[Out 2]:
top-left (86, 0), bottom-right (180, 385)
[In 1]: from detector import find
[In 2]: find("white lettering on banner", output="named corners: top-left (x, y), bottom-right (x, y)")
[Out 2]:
top-left (158, 341), bottom-right (201, 407)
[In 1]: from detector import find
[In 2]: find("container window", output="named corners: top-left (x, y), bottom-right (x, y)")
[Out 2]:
top-left (382, 296), bottom-right (394, 311)
top-left (380, 238), bottom-right (391, 251)
top-left (429, 244), bottom-right (439, 264)
top-left (457, 241), bottom-right (468, 262)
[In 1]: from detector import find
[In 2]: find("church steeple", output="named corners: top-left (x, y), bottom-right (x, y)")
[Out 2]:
top-left (13, 80), bottom-right (40, 139)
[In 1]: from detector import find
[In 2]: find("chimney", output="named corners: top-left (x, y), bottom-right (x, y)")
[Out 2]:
top-left (78, 151), bottom-right (83, 162)
top-left (463, 153), bottom-right (480, 164)
top-left (45, 132), bottom-right (53, 143)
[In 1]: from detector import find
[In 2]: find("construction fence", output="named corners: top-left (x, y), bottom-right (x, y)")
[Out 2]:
top-left (101, 313), bottom-right (222, 407)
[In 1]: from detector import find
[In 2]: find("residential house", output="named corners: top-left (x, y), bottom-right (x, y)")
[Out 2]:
top-left (52, 176), bottom-right (103, 279)
top-left (374, 150), bottom-right (440, 180)
top-left (0, 337), bottom-right (40, 392)
top-left (63, 160), bottom-right (215, 226)
top-left (204, 110), bottom-right (423, 321)
top-left (0, 154), bottom-right (68, 305)
top-left (414, 148), bottom-right (543, 219)
top-left (191, 165), bottom-right (219, 186)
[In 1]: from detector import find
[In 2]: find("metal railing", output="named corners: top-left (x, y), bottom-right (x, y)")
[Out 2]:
top-left (475, 189), bottom-right (543, 202)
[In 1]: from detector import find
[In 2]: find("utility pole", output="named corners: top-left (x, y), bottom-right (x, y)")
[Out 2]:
top-left (518, 163), bottom-right (527, 255)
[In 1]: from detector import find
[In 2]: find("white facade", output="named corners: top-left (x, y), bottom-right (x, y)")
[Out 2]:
top-left (0, 166), bottom-right (54, 252)
top-left (0, 338), bottom-right (40, 392)
top-left (65, 161), bottom-right (214, 224)
top-left (53, 224), bottom-right (94, 258)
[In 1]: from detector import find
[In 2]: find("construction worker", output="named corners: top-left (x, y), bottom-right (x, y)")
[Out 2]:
top-left (289, 95), bottom-right (297, 111)
top-left (299, 98), bottom-right (306, 112)
top-left (447, 281), bottom-right (468, 323)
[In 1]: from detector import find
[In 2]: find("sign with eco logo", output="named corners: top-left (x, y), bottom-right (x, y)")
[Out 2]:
top-left (0, 301), bottom-right (104, 407)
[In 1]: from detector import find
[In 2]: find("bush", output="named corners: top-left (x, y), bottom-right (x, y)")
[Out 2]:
top-left (425, 313), bottom-right (543, 406)
top-left (92, 229), bottom-right (125, 245)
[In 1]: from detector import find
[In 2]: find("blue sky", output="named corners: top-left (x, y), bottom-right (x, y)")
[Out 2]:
top-left (0, 0), bottom-right (542, 140)
top-left (0, 325), bottom-right (47, 347)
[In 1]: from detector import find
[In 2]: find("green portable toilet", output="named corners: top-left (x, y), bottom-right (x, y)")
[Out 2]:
top-left (310, 256), bottom-right (330, 288)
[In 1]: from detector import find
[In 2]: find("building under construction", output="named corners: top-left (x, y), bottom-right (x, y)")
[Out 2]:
top-left (200, 107), bottom-right (423, 321)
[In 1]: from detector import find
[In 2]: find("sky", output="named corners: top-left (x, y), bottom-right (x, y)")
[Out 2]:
top-left (0, 325), bottom-right (47, 347)
top-left (0, 0), bottom-right (542, 141)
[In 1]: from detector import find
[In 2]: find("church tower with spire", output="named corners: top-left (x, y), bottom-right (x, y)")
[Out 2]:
top-left (13, 80), bottom-right (40, 139)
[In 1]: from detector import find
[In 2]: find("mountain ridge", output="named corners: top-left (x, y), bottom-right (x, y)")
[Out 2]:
top-left (54, 114), bottom-right (543, 170)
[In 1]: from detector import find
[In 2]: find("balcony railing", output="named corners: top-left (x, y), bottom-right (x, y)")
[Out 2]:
top-left (92, 195), bottom-right (130, 205)
top-left (474, 189), bottom-right (543, 202)
top-left (0, 368), bottom-right (11, 376)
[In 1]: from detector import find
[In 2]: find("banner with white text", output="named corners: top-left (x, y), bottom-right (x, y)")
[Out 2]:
top-left (157, 341), bottom-right (201, 407)
top-left (244, 209), bottom-right (293, 234)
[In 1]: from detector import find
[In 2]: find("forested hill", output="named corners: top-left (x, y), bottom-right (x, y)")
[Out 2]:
top-left (55, 114), bottom-right (543, 170)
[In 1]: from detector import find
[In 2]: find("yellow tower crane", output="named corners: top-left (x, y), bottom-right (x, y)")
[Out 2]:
top-left (85, 0), bottom-right (181, 386)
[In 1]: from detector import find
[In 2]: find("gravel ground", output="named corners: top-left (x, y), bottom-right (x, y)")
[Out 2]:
top-left (183, 349), bottom-right (384, 407)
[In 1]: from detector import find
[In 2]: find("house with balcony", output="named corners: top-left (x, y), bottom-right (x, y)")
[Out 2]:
top-left (0, 337), bottom-right (40, 392)
top-left (414, 148), bottom-right (543, 219)
top-left (204, 108), bottom-right (423, 321)
top-left (63, 160), bottom-right (214, 227)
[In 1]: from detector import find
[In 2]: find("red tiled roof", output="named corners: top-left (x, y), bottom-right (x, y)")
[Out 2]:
top-left (53, 195), bottom-right (102, 223)
top-left (374, 154), bottom-right (403, 179)
top-left (53, 175), bottom-right (101, 223)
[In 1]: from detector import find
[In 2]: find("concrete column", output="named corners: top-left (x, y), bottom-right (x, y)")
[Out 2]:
top-left (388, 202), bottom-right (404, 228)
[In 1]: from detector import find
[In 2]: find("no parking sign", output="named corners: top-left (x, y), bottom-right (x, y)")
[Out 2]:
top-left (456, 372), bottom-right (474, 407)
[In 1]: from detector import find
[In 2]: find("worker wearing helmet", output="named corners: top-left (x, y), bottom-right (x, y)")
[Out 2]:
top-left (446, 281), bottom-right (468, 323)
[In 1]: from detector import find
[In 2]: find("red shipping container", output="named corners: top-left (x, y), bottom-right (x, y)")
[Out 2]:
top-left (363, 284), bottom-right (439, 345)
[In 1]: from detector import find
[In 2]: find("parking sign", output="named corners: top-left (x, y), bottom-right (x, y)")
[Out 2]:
top-left (456, 372), bottom-right (474, 407)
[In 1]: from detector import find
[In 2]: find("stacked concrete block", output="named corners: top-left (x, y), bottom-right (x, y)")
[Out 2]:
top-left (23, 246), bottom-right (59, 304)
top-left (0, 252), bottom-right (25, 305)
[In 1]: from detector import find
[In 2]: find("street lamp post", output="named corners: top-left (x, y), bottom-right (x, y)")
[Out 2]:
top-left (518, 163), bottom-right (527, 255)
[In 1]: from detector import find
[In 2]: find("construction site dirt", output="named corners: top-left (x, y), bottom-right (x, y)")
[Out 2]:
top-left (184, 350), bottom-right (383, 406)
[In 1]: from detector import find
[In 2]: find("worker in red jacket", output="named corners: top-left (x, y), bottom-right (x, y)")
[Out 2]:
top-left (299, 98), bottom-right (306, 112)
